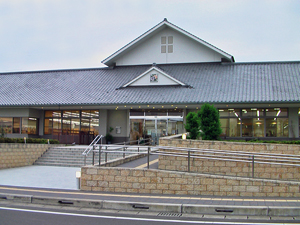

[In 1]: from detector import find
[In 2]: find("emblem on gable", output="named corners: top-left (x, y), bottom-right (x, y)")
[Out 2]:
top-left (150, 74), bottom-right (158, 82)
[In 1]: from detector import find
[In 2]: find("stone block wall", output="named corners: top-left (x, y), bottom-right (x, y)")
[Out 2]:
top-left (0, 143), bottom-right (62, 169)
top-left (81, 166), bottom-right (300, 197)
top-left (158, 139), bottom-right (300, 181)
top-left (159, 138), bottom-right (300, 155)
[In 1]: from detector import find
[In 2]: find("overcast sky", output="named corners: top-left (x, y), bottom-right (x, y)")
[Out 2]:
top-left (0, 0), bottom-right (299, 72)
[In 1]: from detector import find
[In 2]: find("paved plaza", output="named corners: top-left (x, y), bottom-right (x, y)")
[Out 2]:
top-left (0, 166), bottom-right (80, 190)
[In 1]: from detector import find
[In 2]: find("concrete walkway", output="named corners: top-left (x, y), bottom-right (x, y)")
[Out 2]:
top-left (0, 166), bottom-right (80, 190)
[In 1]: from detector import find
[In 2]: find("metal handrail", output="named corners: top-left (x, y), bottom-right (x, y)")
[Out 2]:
top-left (112, 138), bottom-right (152, 146)
top-left (156, 146), bottom-right (300, 178)
top-left (82, 135), bottom-right (103, 165)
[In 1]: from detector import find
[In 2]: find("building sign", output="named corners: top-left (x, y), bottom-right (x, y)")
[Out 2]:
top-left (150, 74), bottom-right (158, 82)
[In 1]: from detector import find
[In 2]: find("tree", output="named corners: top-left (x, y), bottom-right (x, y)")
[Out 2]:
top-left (197, 103), bottom-right (222, 140)
top-left (185, 112), bottom-right (200, 139)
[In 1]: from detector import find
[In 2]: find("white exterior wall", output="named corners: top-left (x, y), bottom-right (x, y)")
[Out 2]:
top-left (115, 27), bottom-right (224, 66)
top-left (130, 70), bottom-right (178, 86)
top-left (107, 110), bottom-right (129, 138)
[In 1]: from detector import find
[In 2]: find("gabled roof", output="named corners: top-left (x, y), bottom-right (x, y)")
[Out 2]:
top-left (102, 18), bottom-right (234, 66)
top-left (0, 62), bottom-right (299, 107)
top-left (122, 65), bottom-right (187, 87)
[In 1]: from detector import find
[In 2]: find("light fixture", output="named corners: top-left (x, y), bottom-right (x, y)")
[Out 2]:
top-left (182, 133), bottom-right (187, 140)
top-left (276, 110), bottom-right (281, 117)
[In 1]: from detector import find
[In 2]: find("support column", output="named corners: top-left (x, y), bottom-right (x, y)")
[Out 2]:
top-left (99, 109), bottom-right (108, 137)
top-left (288, 107), bottom-right (299, 138)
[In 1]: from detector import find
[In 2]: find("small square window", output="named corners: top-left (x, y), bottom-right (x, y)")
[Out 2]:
top-left (168, 36), bottom-right (173, 44)
top-left (161, 45), bottom-right (166, 53)
top-left (161, 36), bottom-right (166, 44)
top-left (168, 45), bottom-right (173, 53)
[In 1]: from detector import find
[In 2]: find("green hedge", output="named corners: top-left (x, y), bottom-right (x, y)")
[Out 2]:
top-left (0, 138), bottom-right (60, 144)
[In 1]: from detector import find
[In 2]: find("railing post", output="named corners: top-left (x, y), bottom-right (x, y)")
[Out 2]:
top-left (92, 151), bottom-right (95, 165)
top-left (252, 155), bottom-right (255, 178)
top-left (123, 146), bottom-right (126, 158)
top-left (188, 149), bottom-right (191, 172)
top-left (147, 146), bottom-right (150, 169)
top-left (98, 145), bottom-right (102, 167)
top-left (105, 151), bottom-right (108, 163)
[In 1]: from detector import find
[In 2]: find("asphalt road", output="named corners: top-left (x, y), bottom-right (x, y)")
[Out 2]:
top-left (0, 202), bottom-right (296, 225)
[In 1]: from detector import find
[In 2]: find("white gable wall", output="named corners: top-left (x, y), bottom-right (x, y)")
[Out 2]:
top-left (130, 70), bottom-right (179, 86)
top-left (114, 27), bottom-right (224, 66)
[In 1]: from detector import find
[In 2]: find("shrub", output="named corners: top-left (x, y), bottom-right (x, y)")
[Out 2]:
top-left (197, 103), bottom-right (222, 140)
top-left (0, 137), bottom-right (59, 144)
top-left (185, 112), bottom-right (200, 139)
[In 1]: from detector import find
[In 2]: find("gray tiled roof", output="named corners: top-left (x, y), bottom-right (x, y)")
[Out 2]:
top-left (0, 62), bottom-right (299, 107)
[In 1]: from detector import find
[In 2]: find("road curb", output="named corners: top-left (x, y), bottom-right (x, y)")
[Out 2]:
top-left (1, 193), bottom-right (300, 216)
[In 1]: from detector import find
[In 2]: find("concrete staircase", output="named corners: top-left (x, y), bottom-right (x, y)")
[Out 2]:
top-left (34, 146), bottom-right (124, 167)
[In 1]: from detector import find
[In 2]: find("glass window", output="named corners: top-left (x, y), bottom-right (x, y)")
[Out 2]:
top-left (63, 110), bottom-right (79, 118)
top-left (265, 108), bottom-right (288, 117)
top-left (168, 119), bottom-right (183, 136)
top-left (220, 118), bottom-right (240, 137)
top-left (0, 118), bottom-right (13, 134)
top-left (80, 118), bottom-right (90, 134)
top-left (130, 119), bottom-right (144, 142)
top-left (242, 108), bottom-right (264, 117)
top-left (71, 119), bottom-right (80, 134)
top-left (219, 109), bottom-right (240, 118)
top-left (276, 118), bottom-right (289, 137)
top-left (253, 118), bottom-right (264, 137)
top-left (242, 118), bottom-right (253, 137)
top-left (90, 118), bottom-right (99, 135)
top-left (45, 111), bottom-right (61, 118)
top-left (266, 118), bottom-right (277, 137)
top-left (62, 119), bottom-right (71, 134)
top-left (13, 118), bottom-right (20, 133)
top-left (157, 119), bottom-right (167, 137)
top-left (21, 118), bottom-right (38, 134)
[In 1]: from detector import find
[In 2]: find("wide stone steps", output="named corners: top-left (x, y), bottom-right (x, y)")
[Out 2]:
top-left (34, 146), bottom-right (138, 167)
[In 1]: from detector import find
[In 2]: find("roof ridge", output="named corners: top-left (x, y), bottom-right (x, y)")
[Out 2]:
top-left (0, 66), bottom-right (110, 75)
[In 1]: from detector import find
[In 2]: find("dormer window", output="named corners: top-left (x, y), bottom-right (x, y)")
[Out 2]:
top-left (161, 36), bottom-right (173, 53)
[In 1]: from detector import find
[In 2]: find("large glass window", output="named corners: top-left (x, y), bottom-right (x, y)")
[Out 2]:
top-left (220, 118), bottom-right (240, 137)
top-left (220, 107), bottom-right (288, 138)
top-left (22, 118), bottom-right (38, 134)
top-left (0, 118), bottom-right (12, 134)
top-left (13, 118), bottom-right (20, 133)
top-left (44, 110), bottom-right (99, 135)
top-left (0, 117), bottom-right (38, 135)
top-left (129, 109), bottom-right (183, 143)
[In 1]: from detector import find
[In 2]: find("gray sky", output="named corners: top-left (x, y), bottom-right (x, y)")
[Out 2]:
top-left (0, 0), bottom-right (299, 72)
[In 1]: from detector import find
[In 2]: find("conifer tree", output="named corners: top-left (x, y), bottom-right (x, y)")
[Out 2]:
top-left (197, 103), bottom-right (222, 140)
top-left (185, 112), bottom-right (200, 139)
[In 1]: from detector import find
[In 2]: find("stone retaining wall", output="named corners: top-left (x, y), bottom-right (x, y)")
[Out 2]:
top-left (0, 143), bottom-right (63, 169)
top-left (159, 139), bottom-right (300, 181)
top-left (81, 166), bottom-right (300, 197)
top-left (159, 138), bottom-right (300, 155)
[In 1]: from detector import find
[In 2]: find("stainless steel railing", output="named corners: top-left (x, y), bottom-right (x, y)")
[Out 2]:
top-left (155, 146), bottom-right (300, 178)
top-left (82, 135), bottom-right (103, 165)
top-left (86, 138), bottom-right (153, 166)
